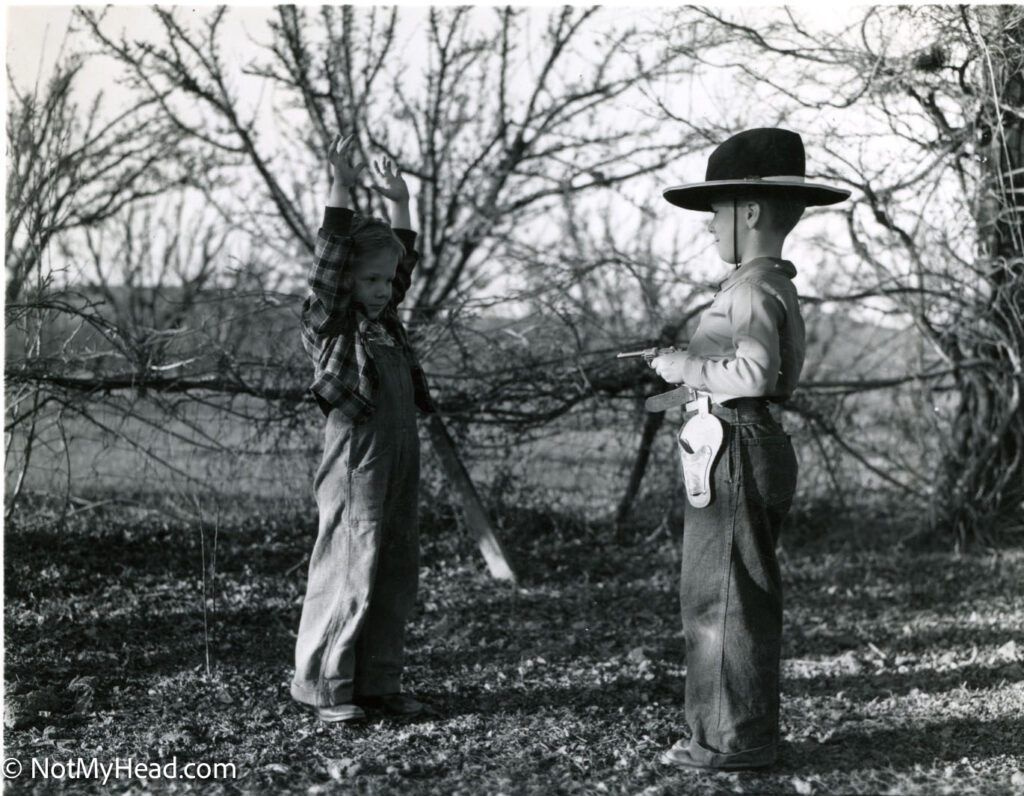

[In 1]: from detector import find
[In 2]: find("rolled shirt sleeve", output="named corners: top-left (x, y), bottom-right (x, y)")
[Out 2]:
top-left (390, 227), bottom-right (419, 308)
top-left (304, 207), bottom-right (357, 335)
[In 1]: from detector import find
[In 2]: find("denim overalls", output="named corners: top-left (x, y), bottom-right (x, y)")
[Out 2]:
top-left (291, 339), bottom-right (420, 707)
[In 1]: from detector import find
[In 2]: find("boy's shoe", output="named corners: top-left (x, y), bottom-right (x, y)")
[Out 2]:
top-left (659, 739), bottom-right (773, 772)
top-left (316, 703), bottom-right (367, 723)
top-left (354, 693), bottom-right (430, 716)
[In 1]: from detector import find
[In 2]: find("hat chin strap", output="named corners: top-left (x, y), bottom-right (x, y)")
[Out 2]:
top-left (733, 197), bottom-right (740, 267)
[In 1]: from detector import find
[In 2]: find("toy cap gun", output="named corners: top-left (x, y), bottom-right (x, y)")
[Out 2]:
top-left (616, 346), bottom-right (678, 363)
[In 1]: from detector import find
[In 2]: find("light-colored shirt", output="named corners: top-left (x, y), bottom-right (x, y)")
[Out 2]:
top-left (678, 257), bottom-right (806, 404)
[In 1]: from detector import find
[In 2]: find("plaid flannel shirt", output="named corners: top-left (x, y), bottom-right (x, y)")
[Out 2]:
top-left (301, 206), bottom-right (435, 420)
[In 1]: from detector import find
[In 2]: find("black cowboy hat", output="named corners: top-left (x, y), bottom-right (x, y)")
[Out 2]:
top-left (663, 128), bottom-right (850, 211)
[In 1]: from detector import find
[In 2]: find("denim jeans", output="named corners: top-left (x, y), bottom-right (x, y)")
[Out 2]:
top-left (679, 400), bottom-right (797, 768)
top-left (291, 341), bottom-right (420, 707)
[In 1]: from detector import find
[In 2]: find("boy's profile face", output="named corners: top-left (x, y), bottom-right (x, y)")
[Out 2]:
top-left (708, 199), bottom-right (742, 265)
top-left (351, 250), bottom-right (399, 319)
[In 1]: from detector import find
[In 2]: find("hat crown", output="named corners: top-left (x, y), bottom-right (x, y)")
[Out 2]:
top-left (705, 128), bottom-right (806, 182)
top-left (662, 126), bottom-right (849, 211)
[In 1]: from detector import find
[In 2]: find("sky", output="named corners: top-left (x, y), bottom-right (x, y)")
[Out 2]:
top-left (6, 5), bottom-right (277, 91)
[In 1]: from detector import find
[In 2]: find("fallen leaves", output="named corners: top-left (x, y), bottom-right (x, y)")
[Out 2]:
top-left (792, 776), bottom-right (815, 794)
top-left (4, 503), bottom-right (1024, 794)
top-left (324, 756), bottom-right (361, 780)
top-left (996, 640), bottom-right (1019, 662)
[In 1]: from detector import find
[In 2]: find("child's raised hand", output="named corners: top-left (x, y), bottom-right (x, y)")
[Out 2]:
top-left (328, 134), bottom-right (366, 187)
top-left (651, 351), bottom-right (690, 385)
top-left (372, 157), bottom-right (410, 204)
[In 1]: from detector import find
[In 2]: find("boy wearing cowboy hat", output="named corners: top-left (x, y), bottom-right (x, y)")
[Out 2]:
top-left (650, 128), bottom-right (849, 771)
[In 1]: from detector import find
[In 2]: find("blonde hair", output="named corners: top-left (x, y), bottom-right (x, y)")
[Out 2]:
top-left (350, 216), bottom-right (406, 264)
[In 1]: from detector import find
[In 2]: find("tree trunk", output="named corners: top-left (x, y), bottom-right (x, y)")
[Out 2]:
top-left (423, 413), bottom-right (517, 582)
top-left (615, 409), bottom-right (666, 528)
top-left (933, 7), bottom-right (1024, 545)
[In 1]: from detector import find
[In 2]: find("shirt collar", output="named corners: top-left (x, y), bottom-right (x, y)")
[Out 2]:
top-left (721, 257), bottom-right (797, 290)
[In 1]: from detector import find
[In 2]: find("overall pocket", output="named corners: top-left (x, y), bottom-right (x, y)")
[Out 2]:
top-left (346, 416), bottom-right (393, 475)
top-left (741, 432), bottom-right (798, 508)
top-left (347, 467), bottom-right (387, 525)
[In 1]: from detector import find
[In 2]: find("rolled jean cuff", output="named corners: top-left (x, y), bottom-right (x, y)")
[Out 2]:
top-left (688, 737), bottom-right (777, 769)
top-left (290, 678), bottom-right (353, 708)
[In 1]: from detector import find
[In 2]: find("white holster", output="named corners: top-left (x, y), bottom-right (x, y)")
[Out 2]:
top-left (677, 394), bottom-right (724, 508)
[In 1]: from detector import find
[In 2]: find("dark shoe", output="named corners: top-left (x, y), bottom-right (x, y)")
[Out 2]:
top-left (354, 693), bottom-right (430, 716)
top-left (660, 739), bottom-right (773, 772)
top-left (316, 703), bottom-right (366, 723)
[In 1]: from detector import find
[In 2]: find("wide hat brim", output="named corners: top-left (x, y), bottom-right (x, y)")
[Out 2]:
top-left (663, 178), bottom-right (851, 211)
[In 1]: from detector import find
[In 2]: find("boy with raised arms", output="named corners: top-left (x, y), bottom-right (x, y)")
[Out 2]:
top-left (292, 133), bottom-right (435, 724)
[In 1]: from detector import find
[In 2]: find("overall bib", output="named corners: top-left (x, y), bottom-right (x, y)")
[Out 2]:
top-left (291, 340), bottom-right (420, 707)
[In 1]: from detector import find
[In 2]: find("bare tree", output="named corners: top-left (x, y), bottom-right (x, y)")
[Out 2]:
top-left (73, 6), bottom-right (715, 306)
top-left (61, 5), bottom-right (727, 555)
top-left (4, 35), bottom-right (198, 517)
top-left (25, 6), bottom-right (983, 550)
top-left (5, 50), bottom-right (183, 303)
top-left (4, 190), bottom-right (314, 518)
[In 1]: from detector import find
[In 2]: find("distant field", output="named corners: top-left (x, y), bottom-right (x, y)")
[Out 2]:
top-left (3, 399), bottom-right (667, 517)
top-left (4, 399), bottom-right (321, 500)
top-left (5, 382), bottom-right (932, 526)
